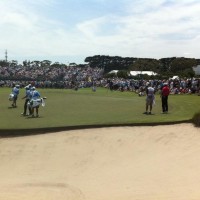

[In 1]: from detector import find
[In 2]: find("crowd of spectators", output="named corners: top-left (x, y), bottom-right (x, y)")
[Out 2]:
top-left (103, 77), bottom-right (200, 95)
top-left (0, 63), bottom-right (200, 95)
top-left (0, 64), bottom-right (103, 89)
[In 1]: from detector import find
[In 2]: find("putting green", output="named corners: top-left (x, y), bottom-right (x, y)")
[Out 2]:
top-left (0, 87), bottom-right (199, 131)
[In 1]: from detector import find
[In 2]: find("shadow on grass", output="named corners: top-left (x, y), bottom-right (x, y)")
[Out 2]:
top-left (0, 119), bottom-right (192, 138)
top-left (7, 106), bottom-right (17, 109)
top-left (25, 116), bottom-right (44, 119)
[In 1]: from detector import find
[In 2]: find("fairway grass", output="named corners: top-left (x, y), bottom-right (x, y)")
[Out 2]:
top-left (0, 87), bottom-right (199, 130)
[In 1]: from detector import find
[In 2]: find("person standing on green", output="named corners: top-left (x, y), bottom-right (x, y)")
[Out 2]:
top-left (161, 82), bottom-right (170, 113)
top-left (144, 82), bottom-right (155, 115)
top-left (11, 84), bottom-right (20, 107)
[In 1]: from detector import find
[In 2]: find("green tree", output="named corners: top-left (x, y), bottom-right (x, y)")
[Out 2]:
top-left (170, 57), bottom-right (197, 73)
top-left (31, 60), bottom-right (41, 67)
top-left (181, 68), bottom-right (195, 78)
top-left (104, 73), bottom-right (116, 78)
top-left (117, 70), bottom-right (129, 79)
top-left (9, 60), bottom-right (18, 67)
top-left (41, 60), bottom-right (52, 67)
top-left (129, 58), bottom-right (160, 72)
top-left (0, 60), bottom-right (8, 67)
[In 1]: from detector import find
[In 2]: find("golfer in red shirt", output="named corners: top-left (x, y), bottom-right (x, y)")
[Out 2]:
top-left (161, 83), bottom-right (170, 113)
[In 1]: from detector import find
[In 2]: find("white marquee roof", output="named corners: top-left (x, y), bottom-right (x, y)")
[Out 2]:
top-left (109, 70), bottom-right (157, 76)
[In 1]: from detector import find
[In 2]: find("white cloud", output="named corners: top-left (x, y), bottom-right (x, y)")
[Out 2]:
top-left (0, 0), bottom-right (200, 63)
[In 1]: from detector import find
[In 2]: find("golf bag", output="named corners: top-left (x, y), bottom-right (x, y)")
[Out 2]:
top-left (9, 93), bottom-right (15, 101)
top-left (27, 97), bottom-right (46, 109)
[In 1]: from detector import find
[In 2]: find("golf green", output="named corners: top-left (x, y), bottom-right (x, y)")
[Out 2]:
top-left (0, 87), bottom-right (199, 131)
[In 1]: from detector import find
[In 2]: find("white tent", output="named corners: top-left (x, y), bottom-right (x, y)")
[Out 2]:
top-left (108, 70), bottom-right (157, 76)
top-left (170, 76), bottom-right (179, 80)
top-left (108, 70), bottom-right (119, 74)
top-left (130, 71), bottom-right (157, 76)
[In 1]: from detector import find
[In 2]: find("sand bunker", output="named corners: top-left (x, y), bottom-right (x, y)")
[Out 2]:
top-left (0, 123), bottom-right (200, 200)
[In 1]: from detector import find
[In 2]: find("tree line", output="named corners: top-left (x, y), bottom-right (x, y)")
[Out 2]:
top-left (85, 55), bottom-right (200, 78)
top-left (1, 55), bottom-right (200, 79)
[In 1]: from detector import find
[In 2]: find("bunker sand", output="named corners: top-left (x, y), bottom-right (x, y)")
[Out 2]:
top-left (0, 123), bottom-right (200, 200)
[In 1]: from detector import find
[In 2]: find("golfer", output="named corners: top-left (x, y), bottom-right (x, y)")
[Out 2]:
top-left (144, 82), bottom-right (155, 115)
top-left (161, 82), bottom-right (170, 113)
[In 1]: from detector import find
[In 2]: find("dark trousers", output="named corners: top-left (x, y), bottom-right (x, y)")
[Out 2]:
top-left (23, 99), bottom-right (31, 114)
top-left (162, 96), bottom-right (168, 112)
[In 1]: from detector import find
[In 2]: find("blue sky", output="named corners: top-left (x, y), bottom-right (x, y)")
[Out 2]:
top-left (0, 0), bottom-right (200, 64)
